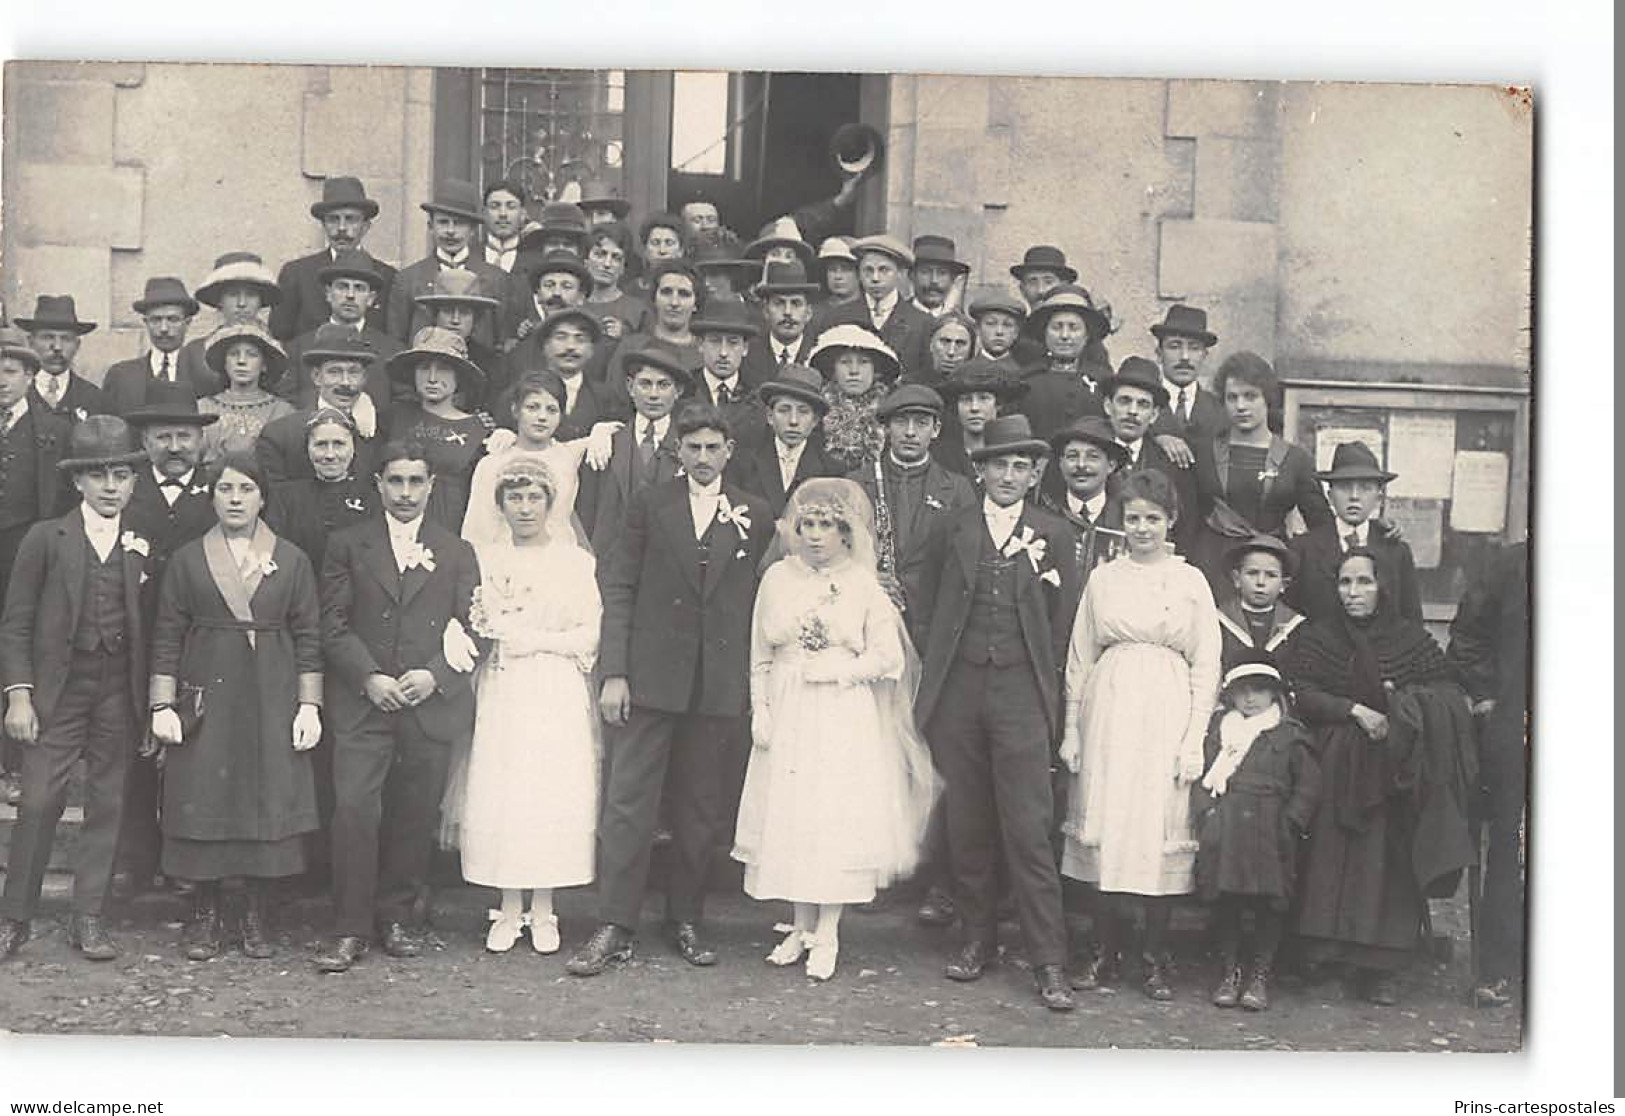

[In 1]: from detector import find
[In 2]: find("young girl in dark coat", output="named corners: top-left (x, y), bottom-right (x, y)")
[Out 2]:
top-left (1191, 658), bottom-right (1321, 1011)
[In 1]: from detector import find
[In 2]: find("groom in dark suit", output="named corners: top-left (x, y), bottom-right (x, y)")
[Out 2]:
top-left (566, 403), bottom-right (773, 976)
top-left (315, 442), bottom-right (484, 973)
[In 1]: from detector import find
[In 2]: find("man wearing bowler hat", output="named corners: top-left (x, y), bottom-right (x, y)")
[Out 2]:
top-left (510, 201), bottom-right (593, 322)
top-left (0, 329), bottom-right (73, 806)
top-left (909, 235), bottom-right (970, 319)
top-left (727, 364), bottom-right (837, 518)
top-left (102, 278), bottom-right (212, 416)
top-left (387, 180), bottom-right (511, 350)
top-left (575, 179), bottom-right (632, 228)
top-left (690, 298), bottom-right (770, 450)
top-left (279, 249), bottom-right (402, 410)
top-left (113, 383), bottom-right (222, 894)
top-left (509, 251), bottom-right (594, 355)
top-left (741, 260), bottom-right (822, 387)
top-left (271, 176), bottom-right (397, 342)
top-left (0, 415), bottom-right (155, 963)
top-left (1147, 304), bottom-right (1226, 469)
top-left (18, 296), bottom-right (108, 424)
top-left (1041, 415), bottom-right (1130, 586)
top-left (257, 325), bottom-right (385, 485)
top-left (914, 412), bottom-right (1081, 1012)
top-left (1007, 246), bottom-right (1081, 369)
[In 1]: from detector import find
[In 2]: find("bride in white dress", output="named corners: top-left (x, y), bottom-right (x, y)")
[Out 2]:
top-left (733, 479), bottom-right (938, 980)
top-left (447, 454), bottom-right (603, 954)
top-left (461, 369), bottom-right (619, 550)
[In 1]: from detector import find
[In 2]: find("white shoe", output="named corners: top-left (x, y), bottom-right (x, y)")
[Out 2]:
top-left (766, 926), bottom-right (810, 966)
top-left (486, 910), bottom-right (523, 953)
top-left (527, 913), bottom-right (560, 955)
top-left (805, 936), bottom-right (838, 981)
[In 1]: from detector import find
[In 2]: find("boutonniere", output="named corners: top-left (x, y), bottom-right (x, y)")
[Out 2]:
top-left (673, 466), bottom-right (686, 479)
top-left (1001, 525), bottom-right (1048, 573)
top-left (734, 547), bottom-right (749, 561)
top-left (404, 543), bottom-right (436, 572)
top-left (445, 430), bottom-right (467, 446)
top-left (120, 531), bottom-right (149, 557)
top-left (188, 483), bottom-right (209, 497)
top-left (924, 494), bottom-right (944, 510)
top-left (1257, 465), bottom-right (1280, 485)
top-left (73, 407), bottom-right (87, 423)
top-left (139, 570), bottom-right (150, 585)
top-left (715, 494), bottom-right (751, 540)
top-left (260, 556), bottom-right (278, 577)
top-left (1039, 568), bottom-right (1062, 587)
top-left (344, 496), bottom-right (366, 513)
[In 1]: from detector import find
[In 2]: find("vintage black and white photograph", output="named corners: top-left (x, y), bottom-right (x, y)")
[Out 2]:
top-left (0, 19), bottom-right (1567, 1091)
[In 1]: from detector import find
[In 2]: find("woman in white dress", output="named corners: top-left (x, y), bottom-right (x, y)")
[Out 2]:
top-left (460, 370), bottom-right (619, 550)
top-left (1058, 469), bottom-right (1221, 1001)
top-left (448, 455), bottom-right (603, 954)
top-left (733, 478), bottom-right (938, 981)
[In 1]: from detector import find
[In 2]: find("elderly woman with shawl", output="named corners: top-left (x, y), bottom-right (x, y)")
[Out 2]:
top-left (732, 478), bottom-right (938, 982)
top-left (1282, 548), bottom-right (1478, 1006)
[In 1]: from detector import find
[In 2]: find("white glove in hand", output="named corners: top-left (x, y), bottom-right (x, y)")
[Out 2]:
top-left (443, 617), bottom-right (478, 674)
top-left (292, 704), bottom-right (322, 751)
top-left (751, 707), bottom-right (773, 750)
top-left (151, 707), bottom-right (184, 748)
top-left (584, 422), bottom-right (623, 470)
top-left (1176, 749), bottom-right (1205, 785)
top-left (1058, 730), bottom-right (1082, 774)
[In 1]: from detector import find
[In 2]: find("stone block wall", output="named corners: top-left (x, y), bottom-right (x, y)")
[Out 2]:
top-left (2, 61), bottom-right (435, 380)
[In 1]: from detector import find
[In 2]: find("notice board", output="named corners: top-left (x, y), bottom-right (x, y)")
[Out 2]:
top-left (1283, 380), bottom-right (1530, 622)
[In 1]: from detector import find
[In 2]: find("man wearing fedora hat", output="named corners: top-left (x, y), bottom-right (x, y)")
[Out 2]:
top-left (1015, 284), bottom-right (1113, 441)
top-left (742, 216), bottom-right (818, 276)
top-left (1009, 245), bottom-right (1078, 309)
top-left (0, 415), bottom-right (155, 963)
top-left (1040, 415), bottom-right (1130, 583)
top-left (532, 307), bottom-right (619, 443)
top-left (1097, 355), bottom-right (1199, 557)
top-left (508, 251), bottom-right (593, 356)
top-left (1286, 440), bottom-right (1422, 624)
top-left (727, 364), bottom-right (837, 518)
top-left (103, 278), bottom-right (213, 417)
top-left (933, 358), bottom-right (1030, 480)
top-left (914, 412), bottom-right (1081, 1012)
top-left (18, 296), bottom-right (108, 424)
top-left (0, 329), bottom-right (74, 805)
top-left (387, 180), bottom-right (512, 351)
top-left (575, 179), bottom-right (632, 227)
top-left (481, 179), bottom-right (539, 274)
top-left (577, 344), bottom-right (692, 562)
top-left (691, 298), bottom-right (770, 450)
top-left (510, 202), bottom-right (592, 315)
top-left (1148, 304), bottom-right (1226, 470)
top-left (740, 260), bottom-right (821, 388)
top-left (909, 235), bottom-right (970, 319)
top-left (692, 244), bottom-right (762, 305)
top-left (279, 249), bottom-right (403, 410)
top-left (176, 252), bottom-right (284, 394)
top-left (114, 383), bottom-right (223, 893)
top-left (257, 325), bottom-right (385, 485)
top-left (271, 176), bottom-right (397, 343)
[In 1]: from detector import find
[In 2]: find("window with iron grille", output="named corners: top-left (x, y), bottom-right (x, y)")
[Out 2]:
top-left (477, 68), bottom-right (627, 207)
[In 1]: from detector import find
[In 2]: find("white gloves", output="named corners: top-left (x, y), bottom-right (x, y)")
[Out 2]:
top-left (443, 617), bottom-right (478, 674)
top-left (293, 703), bottom-right (322, 751)
top-left (751, 706), bottom-right (773, 750)
top-left (584, 421), bottom-right (624, 471)
top-left (1058, 729), bottom-right (1082, 774)
top-left (1176, 747), bottom-right (1205, 785)
top-left (150, 707), bottom-right (184, 748)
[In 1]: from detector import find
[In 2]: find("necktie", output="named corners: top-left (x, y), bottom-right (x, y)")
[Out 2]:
top-left (637, 422), bottom-right (656, 467)
top-left (159, 477), bottom-right (186, 490)
top-left (42, 378), bottom-right (62, 409)
top-left (1077, 502), bottom-right (1093, 528)
top-left (160, 353), bottom-right (172, 382)
top-left (777, 347), bottom-right (790, 370)
top-left (716, 383), bottom-right (734, 406)
top-left (1177, 387), bottom-right (1191, 424)
top-left (1343, 529), bottom-right (1359, 551)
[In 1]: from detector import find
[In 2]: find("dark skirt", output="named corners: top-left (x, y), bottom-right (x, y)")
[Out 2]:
top-left (162, 833), bottom-right (306, 881)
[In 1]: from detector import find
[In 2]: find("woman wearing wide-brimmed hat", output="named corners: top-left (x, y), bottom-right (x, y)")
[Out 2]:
top-left (176, 252), bottom-right (284, 394)
top-left (197, 322), bottom-right (295, 464)
top-left (1016, 283), bottom-right (1117, 441)
top-left (807, 323), bottom-right (901, 474)
top-left (382, 327), bottom-right (494, 530)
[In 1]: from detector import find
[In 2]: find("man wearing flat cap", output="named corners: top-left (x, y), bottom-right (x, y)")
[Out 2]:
top-left (1147, 304), bottom-right (1226, 470)
top-left (103, 278), bottom-right (212, 416)
top-left (279, 250), bottom-right (402, 411)
top-left (726, 364), bottom-right (838, 518)
top-left (256, 324), bottom-right (386, 485)
top-left (387, 180), bottom-right (512, 350)
top-left (17, 296), bottom-right (108, 424)
top-left (0, 329), bottom-right (73, 806)
top-left (271, 176), bottom-right (396, 342)
top-left (967, 290), bottom-right (1028, 370)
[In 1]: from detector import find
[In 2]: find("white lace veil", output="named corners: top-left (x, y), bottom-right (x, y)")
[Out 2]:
top-left (775, 477), bottom-right (881, 572)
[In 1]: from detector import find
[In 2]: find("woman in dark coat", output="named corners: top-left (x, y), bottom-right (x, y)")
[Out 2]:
top-left (264, 407), bottom-right (377, 575)
top-left (150, 451), bottom-right (323, 961)
top-left (1191, 352), bottom-right (1332, 596)
top-left (1282, 548), bottom-right (1476, 1006)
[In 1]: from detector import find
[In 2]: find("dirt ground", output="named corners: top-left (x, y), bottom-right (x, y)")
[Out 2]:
top-left (0, 878), bottom-right (1521, 1051)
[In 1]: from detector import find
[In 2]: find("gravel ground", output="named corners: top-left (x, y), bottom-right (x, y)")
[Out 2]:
top-left (0, 880), bottom-right (1520, 1051)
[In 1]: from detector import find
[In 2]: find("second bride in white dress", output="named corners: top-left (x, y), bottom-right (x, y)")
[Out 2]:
top-left (733, 478), bottom-right (939, 981)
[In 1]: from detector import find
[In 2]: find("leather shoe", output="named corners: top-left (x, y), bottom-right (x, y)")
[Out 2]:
top-left (69, 914), bottom-right (118, 961)
top-left (565, 923), bottom-right (635, 977)
top-left (1035, 964), bottom-right (1076, 1012)
top-left (314, 935), bottom-right (367, 973)
top-left (916, 887), bottom-right (957, 927)
top-left (944, 940), bottom-right (993, 982)
top-left (1070, 952), bottom-right (1120, 990)
top-left (0, 918), bottom-right (29, 960)
top-left (379, 921), bottom-right (420, 958)
top-left (666, 921), bottom-right (717, 967)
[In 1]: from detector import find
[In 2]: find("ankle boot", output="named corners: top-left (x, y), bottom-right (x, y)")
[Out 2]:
top-left (184, 884), bottom-right (222, 962)
top-left (1212, 960), bottom-right (1243, 1008)
top-left (1142, 952), bottom-right (1174, 1002)
top-left (241, 882), bottom-right (274, 959)
top-left (1239, 959), bottom-right (1272, 1011)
